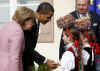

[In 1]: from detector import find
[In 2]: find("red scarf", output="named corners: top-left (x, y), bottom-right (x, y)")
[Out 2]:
top-left (66, 28), bottom-right (80, 48)
top-left (83, 30), bottom-right (100, 54)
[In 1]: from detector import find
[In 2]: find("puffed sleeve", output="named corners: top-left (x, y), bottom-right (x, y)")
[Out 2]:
top-left (60, 51), bottom-right (75, 71)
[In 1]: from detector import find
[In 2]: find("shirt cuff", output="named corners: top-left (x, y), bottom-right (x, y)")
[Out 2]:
top-left (44, 58), bottom-right (48, 63)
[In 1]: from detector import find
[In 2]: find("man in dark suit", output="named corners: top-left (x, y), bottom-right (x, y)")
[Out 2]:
top-left (23, 2), bottom-right (59, 71)
top-left (57, 0), bottom-right (100, 70)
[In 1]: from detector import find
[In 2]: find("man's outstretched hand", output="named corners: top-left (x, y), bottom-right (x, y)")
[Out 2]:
top-left (46, 59), bottom-right (60, 69)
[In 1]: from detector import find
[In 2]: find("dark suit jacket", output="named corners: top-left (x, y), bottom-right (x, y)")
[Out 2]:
top-left (23, 19), bottom-right (45, 66)
top-left (59, 11), bottom-right (100, 59)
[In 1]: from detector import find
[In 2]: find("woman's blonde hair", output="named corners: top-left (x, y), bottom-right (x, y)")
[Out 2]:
top-left (12, 7), bottom-right (35, 26)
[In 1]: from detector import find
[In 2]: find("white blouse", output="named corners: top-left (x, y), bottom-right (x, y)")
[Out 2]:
top-left (60, 48), bottom-right (90, 71)
top-left (60, 51), bottom-right (75, 71)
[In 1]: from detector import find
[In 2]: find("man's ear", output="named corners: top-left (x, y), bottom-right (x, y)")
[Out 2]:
top-left (35, 12), bottom-right (39, 18)
top-left (38, 12), bottom-right (43, 18)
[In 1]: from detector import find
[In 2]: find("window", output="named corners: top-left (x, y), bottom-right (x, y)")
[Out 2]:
top-left (0, 0), bottom-right (10, 25)
top-left (17, 0), bottom-right (40, 11)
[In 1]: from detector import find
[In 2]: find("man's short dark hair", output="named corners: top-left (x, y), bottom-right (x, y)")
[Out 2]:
top-left (36, 2), bottom-right (54, 14)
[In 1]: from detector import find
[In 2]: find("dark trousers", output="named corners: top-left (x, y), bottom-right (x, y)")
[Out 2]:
top-left (23, 64), bottom-right (35, 71)
top-left (22, 52), bottom-right (35, 71)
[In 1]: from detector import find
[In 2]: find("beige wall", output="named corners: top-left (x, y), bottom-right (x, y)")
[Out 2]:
top-left (35, 0), bottom-right (75, 71)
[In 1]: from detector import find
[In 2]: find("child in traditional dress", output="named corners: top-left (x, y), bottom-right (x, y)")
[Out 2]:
top-left (60, 27), bottom-right (91, 71)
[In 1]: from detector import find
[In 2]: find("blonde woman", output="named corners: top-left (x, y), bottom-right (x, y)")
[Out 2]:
top-left (0, 7), bottom-right (35, 71)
